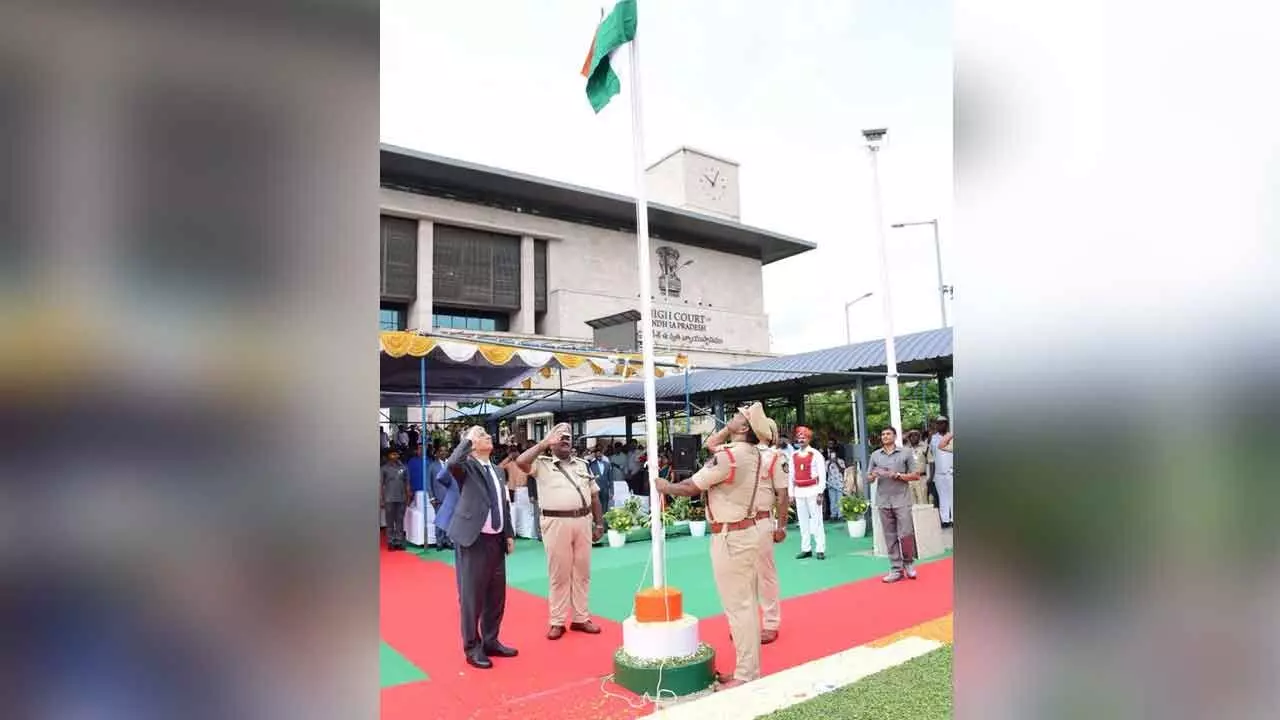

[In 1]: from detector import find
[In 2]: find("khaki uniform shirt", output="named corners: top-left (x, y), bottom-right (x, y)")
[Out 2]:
top-left (754, 444), bottom-right (790, 514)
top-left (690, 441), bottom-right (762, 524)
top-left (528, 455), bottom-right (599, 512)
top-left (909, 441), bottom-right (930, 481)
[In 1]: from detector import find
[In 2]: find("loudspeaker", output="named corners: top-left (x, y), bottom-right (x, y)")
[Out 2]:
top-left (671, 434), bottom-right (700, 473)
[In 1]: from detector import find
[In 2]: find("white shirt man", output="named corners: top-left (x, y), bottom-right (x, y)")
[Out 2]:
top-left (475, 458), bottom-right (506, 534)
top-left (788, 426), bottom-right (827, 560)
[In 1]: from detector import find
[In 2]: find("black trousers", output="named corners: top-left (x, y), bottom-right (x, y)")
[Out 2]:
top-left (457, 532), bottom-right (507, 653)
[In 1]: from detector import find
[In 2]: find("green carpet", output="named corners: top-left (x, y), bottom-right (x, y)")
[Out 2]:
top-left (380, 641), bottom-right (428, 688)
top-left (761, 645), bottom-right (953, 719)
top-left (410, 523), bottom-right (951, 622)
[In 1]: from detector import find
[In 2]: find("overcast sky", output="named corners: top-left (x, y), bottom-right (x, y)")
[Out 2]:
top-left (381, 0), bottom-right (952, 354)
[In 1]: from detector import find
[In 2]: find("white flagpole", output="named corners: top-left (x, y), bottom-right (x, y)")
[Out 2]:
top-left (626, 30), bottom-right (666, 587)
top-left (866, 136), bottom-right (903, 443)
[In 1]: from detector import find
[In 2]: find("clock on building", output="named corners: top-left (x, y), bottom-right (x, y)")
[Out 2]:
top-left (696, 166), bottom-right (728, 202)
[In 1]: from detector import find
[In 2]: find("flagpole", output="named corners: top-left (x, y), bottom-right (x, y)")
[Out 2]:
top-left (625, 31), bottom-right (666, 588)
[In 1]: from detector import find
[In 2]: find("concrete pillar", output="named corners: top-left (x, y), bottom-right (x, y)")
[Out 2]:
top-left (511, 235), bottom-right (536, 334)
top-left (407, 220), bottom-right (434, 331)
top-left (792, 392), bottom-right (807, 426)
top-left (854, 378), bottom-right (869, 471)
top-left (710, 396), bottom-right (725, 425)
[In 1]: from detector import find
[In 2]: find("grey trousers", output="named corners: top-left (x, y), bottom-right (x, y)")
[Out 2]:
top-left (384, 501), bottom-right (406, 544)
top-left (879, 504), bottom-right (916, 570)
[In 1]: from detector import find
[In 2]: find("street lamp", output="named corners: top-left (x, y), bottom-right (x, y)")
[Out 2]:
top-left (843, 291), bottom-right (874, 344)
top-left (863, 128), bottom-right (903, 443)
top-left (890, 219), bottom-right (950, 327)
top-left (844, 290), bottom-right (873, 451)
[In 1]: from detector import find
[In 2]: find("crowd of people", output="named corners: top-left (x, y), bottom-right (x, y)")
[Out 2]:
top-left (377, 411), bottom-right (954, 687)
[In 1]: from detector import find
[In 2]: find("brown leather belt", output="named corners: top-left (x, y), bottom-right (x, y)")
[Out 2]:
top-left (708, 518), bottom-right (757, 534)
top-left (541, 508), bottom-right (591, 518)
top-left (755, 510), bottom-right (772, 520)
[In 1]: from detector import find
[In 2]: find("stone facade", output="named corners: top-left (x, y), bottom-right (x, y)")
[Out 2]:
top-left (380, 186), bottom-right (773, 361)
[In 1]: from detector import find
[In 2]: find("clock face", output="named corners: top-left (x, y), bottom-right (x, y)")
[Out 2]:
top-left (695, 165), bottom-right (728, 202)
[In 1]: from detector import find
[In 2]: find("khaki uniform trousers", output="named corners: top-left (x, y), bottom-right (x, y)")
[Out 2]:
top-left (540, 515), bottom-right (593, 626)
top-left (755, 518), bottom-right (781, 631)
top-left (711, 523), bottom-right (762, 682)
top-left (908, 479), bottom-right (929, 505)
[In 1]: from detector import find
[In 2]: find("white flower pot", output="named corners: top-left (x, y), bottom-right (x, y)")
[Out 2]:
top-left (847, 518), bottom-right (867, 538)
top-left (607, 529), bottom-right (627, 548)
top-left (689, 520), bottom-right (707, 537)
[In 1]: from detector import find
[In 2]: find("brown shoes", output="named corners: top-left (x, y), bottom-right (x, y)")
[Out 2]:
top-left (715, 672), bottom-right (746, 690)
top-left (760, 629), bottom-right (779, 645)
top-left (548, 621), bottom-right (601, 639)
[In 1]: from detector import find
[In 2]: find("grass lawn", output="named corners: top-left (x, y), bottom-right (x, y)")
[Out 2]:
top-left (761, 646), bottom-right (953, 720)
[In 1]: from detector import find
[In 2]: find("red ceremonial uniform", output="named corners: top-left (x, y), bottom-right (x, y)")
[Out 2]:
top-left (793, 451), bottom-right (817, 487)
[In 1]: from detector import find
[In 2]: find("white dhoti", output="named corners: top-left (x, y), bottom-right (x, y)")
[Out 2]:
top-left (794, 494), bottom-right (826, 553)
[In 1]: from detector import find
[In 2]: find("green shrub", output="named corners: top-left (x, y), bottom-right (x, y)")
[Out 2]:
top-left (840, 494), bottom-right (870, 517)
top-left (605, 507), bottom-right (635, 532)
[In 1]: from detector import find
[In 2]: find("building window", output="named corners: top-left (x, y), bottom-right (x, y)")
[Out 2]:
top-left (432, 224), bottom-right (521, 310)
top-left (380, 216), bottom-right (418, 302)
top-left (380, 305), bottom-right (407, 331)
top-left (432, 309), bottom-right (507, 333)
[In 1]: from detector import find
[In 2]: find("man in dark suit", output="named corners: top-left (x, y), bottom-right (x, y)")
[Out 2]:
top-left (445, 425), bottom-right (518, 669)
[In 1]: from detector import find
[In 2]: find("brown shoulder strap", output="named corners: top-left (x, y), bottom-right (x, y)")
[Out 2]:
top-left (550, 459), bottom-right (591, 511)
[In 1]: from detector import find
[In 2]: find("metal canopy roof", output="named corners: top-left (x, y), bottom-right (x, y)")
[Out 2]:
top-left (380, 144), bottom-right (817, 265)
top-left (585, 310), bottom-right (642, 329)
top-left (489, 327), bottom-right (953, 423)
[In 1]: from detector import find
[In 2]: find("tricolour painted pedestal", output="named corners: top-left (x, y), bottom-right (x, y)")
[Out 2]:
top-left (612, 588), bottom-right (716, 698)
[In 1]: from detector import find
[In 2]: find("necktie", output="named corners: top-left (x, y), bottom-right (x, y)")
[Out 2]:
top-left (483, 464), bottom-right (502, 530)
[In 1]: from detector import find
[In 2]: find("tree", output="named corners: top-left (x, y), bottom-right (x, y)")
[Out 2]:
top-left (800, 381), bottom-right (942, 448)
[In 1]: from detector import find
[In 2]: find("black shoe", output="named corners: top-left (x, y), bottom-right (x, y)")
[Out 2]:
top-left (795, 551), bottom-right (812, 560)
top-left (465, 651), bottom-right (493, 669)
top-left (483, 642), bottom-right (518, 658)
top-left (816, 552), bottom-right (826, 560)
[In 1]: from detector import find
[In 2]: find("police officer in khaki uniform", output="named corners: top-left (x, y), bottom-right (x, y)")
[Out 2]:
top-left (515, 422), bottom-right (605, 639)
top-left (706, 415), bottom-right (789, 645)
top-left (905, 429), bottom-right (931, 506)
top-left (657, 402), bottom-right (772, 689)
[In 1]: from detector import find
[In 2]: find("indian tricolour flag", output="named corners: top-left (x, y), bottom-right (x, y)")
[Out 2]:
top-left (580, 0), bottom-right (638, 113)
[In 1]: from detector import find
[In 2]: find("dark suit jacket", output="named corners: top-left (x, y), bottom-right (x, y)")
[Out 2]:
top-left (444, 439), bottom-right (515, 548)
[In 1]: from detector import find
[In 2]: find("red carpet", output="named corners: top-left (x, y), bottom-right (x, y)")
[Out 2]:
top-left (382, 550), bottom-right (953, 720)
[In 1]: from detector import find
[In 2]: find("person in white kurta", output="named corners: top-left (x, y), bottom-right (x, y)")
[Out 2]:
top-left (788, 426), bottom-right (827, 560)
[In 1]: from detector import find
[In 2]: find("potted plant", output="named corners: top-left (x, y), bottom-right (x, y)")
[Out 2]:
top-left (840, 494), bottom-right (870, 537)
top-left (687, 504), bottom-right (707, 537)
top-left (670, 497), bottom-right (692, 526)
top-left (605, 507), bottom-right (634, 547)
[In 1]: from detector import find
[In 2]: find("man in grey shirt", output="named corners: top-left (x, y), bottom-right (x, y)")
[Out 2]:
top-left (381, 449), bottom-right (411, 550)
top-left (867, 427), bottom-right (922, 582)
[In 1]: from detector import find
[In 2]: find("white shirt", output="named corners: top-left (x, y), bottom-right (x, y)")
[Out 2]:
top-left (477, 460), bottom-right (505, 534)
top-left (788, 446), bottom-right (826, 499)
top-left (934, 443), bottom-right (954, 476)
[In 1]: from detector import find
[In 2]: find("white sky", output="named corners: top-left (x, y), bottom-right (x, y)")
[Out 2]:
top-left (381, 0), bottom-right (952, 354)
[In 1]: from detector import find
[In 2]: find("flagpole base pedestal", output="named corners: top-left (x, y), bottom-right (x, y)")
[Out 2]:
top-left (611, 586), bottom-right (715, 698)
top-left (612, 641), bottom-right (716, 699)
